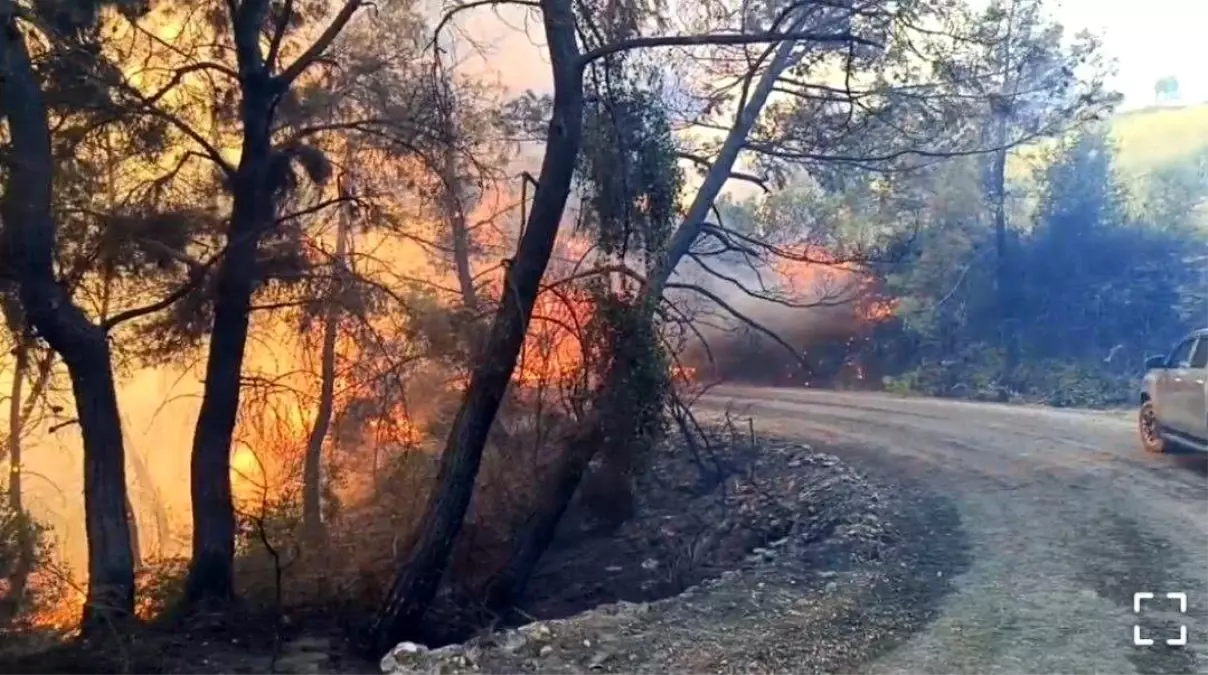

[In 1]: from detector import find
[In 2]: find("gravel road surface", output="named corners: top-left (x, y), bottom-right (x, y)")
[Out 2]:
top-left (703, 386), bottom-right (1208, 675)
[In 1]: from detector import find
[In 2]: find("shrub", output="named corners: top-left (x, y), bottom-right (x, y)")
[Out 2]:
top-left (881, 341), bottom-right (1135, 408)
top-left (0, 490), bottom-right (65, 631)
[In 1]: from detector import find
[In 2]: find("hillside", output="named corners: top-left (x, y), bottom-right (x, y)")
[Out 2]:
top-left (1109, 102), bottom-right (1208, 177)
top-left (1001, 102), bottom-right (1208, 227)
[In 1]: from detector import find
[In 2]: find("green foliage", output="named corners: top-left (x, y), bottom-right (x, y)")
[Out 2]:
top-left (883, 345), bottom-right (1010, 401)
top-left (1012, 360), bottom-right (1135, 408)
top-left (586, 296), bottom-right (671, 454)
top-left (881, 126), bottom-right (1206, 408)
top-left (579, 86), bottom-right (681, 263)
top-left (1154, 76), bottom-right (1180, 102)
top-left (884, 347), bottom-right (1135, 407)
top-left (570, 53), bottom-right (681, 520)
top-left (578, 293), bottom-right (671, 525)
top-left (577, 64), bottom-right (683, 270)
top-left (1018, 130), bottom-right (1199, 361)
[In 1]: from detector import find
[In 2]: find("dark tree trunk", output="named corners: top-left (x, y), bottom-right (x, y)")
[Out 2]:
top-left (991, 0), bottom-right (1019, 375)
top-left (302, 199), bottom-right (350, 544)
top-left (62, 326), bottom-right (136, 627)
top-left (484, 323), bottom-right (651, 612)
top-left (126, 496), bottom-right (142, 572)
top-left (367, 0), bottom-right (584, 653)
top-left (479, 27), bottom-right (808, 609)
top-left (485, 417), bottom-right (602, 611)
top-left (990, 129), bottom-right (1017, 374)
top-left (0, 10), bottom-right (135, 627)
top-left (3, 332), bottom-right (32, 621)
top-left (185, 0), bottom-right (365, 601)
top-left (443, 145), bottom-right (478, 312)
top-left (184, 85), bottom-right (275, 604)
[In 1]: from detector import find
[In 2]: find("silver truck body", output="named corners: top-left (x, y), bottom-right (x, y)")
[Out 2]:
top-left (1139, 328), bottom-right (1208, 453)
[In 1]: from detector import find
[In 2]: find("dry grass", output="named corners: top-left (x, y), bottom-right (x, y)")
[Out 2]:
top-left (1007, 102), bottom-right (1208, 181)
top-left (1109, 103), bottom-right (1208, 176)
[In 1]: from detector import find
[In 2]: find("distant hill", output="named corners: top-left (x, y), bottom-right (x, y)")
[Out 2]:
top-left (1001, 102), bottom-right (1208, 229)
top-left (1108, 102), bottom-right (1208, 177)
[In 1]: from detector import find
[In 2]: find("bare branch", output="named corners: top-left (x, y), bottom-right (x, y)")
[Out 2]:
top-left (276, 0), bottom-right (365, 87)
top-left (101, 265), bottom-right (213, 332)
top-left (109, 82), bottom-right (236, 176)
top-left (578, 30), bottom-right (877, 69)
top-left (541, 263), bottom-right (647, 291)
top-left (266, 0), bottom-right (295, 72)
top-left (98, 224), bottom-right (278, 331)
top-left (676, 152), bottom-right (770, 193)
top-left (430, 0), bottom-right (542, 55)
top-left (277, 195), bottom-right (362, 224)
top-left (665, 281), bottom-right (804, 366)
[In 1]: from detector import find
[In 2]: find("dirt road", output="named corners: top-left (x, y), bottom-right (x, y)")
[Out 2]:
top-left (702, 386), bottom-right (1208, 674)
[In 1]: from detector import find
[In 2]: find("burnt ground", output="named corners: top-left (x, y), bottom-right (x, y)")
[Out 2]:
top-left (382, 433), bottom-right (969, 674)
top-left (0, 415), bottom-right (962, 674)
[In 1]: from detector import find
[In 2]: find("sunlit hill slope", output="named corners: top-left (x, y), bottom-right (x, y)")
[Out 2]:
top-left (1108, 102), bottom-right (1208, 177)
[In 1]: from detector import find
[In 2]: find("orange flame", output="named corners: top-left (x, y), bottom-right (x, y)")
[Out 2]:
top-left (771, 247), bottom-right (896, 327)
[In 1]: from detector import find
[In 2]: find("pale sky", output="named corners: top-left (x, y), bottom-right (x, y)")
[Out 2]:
top-left (1052, 0), bottom-right (1208, 109)
top-left (440, 0), bottom-right (1208, 111)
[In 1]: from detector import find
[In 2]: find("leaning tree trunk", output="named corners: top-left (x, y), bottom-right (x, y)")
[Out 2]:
top-left (367, 0), bottom-right (584, 653)
top-left (483, 379), bottom-right (610, 612)
top-left (184, 88), bottom-right (275, 605)
top-left (55, 330), bottom-right (134, 627)
top-left (0, 9), bottom-right (135, 627)
top-left (484, 15), bottom-right (810, 612)
top-left (97, 272), bottom-right (145, 573)
top-left (302, 196), bottom-right (351, 544)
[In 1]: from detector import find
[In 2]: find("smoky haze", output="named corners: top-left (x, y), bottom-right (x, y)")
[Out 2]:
top-left (668, 249), bottom-right (879, 386)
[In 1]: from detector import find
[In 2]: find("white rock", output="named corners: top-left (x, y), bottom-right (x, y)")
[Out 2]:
top-left (519, 622), bottom-right (553, 640)
top-left (380, 641), bottom-right (428, 673)
top-left (501, 632), bottom-right (528, 654)
top-left (588, 650), bottom-right (613, 669)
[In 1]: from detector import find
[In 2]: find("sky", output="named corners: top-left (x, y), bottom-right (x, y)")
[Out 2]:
top-left (1052, 0), bottom-right (1208, 109)
top-left (441, 0), bottom-right (1208, 112)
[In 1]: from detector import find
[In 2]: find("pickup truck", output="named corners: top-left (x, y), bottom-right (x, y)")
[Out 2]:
top-left (1139, 328), bottom-right (1208, 453)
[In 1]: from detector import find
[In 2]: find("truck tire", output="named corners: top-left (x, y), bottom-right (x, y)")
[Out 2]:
top-left (1139, 400), bottom-right (1166, 454)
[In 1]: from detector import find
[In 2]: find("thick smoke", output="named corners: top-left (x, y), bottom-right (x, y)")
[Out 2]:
top-left (667, 250), bottom-right (879, 386)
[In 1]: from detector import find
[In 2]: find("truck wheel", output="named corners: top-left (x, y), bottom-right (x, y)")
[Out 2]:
top-left (1139, 401), bottom-right (1166, 454)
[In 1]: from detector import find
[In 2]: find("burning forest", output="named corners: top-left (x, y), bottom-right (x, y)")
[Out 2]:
top-left (0, 0), bottom-right (1203, 671)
